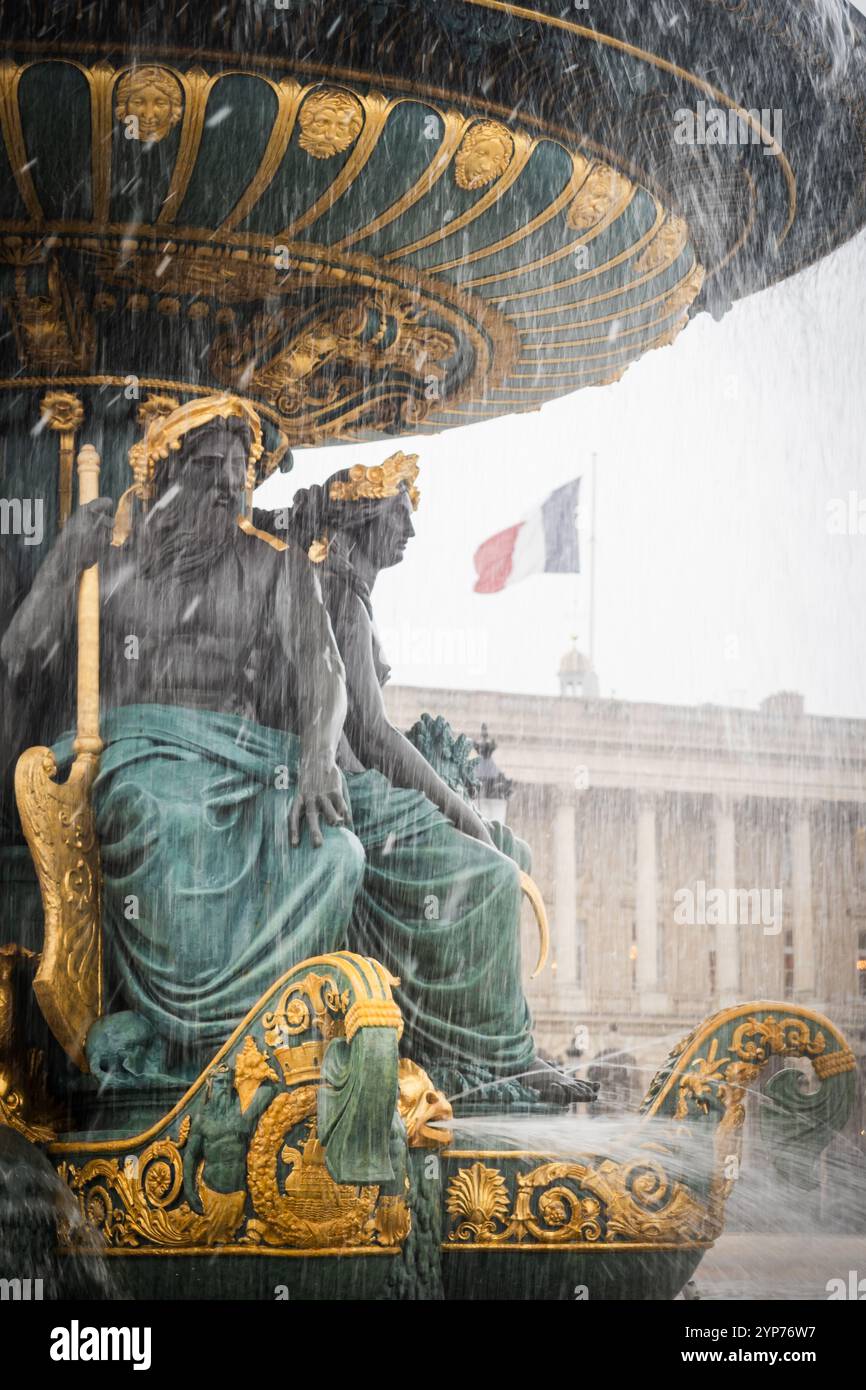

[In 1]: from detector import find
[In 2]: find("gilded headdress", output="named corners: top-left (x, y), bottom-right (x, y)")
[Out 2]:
top-left (306, 452), bottom-right (420, 563)
top-left (112, 393), bottom-right (264, 546)
top-left (328, 452), bottom-right (420, 509)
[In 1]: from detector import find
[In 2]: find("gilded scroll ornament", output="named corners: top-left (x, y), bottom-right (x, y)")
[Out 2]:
top-left (442, 1010), bottom-right (856, 1251)
top-left (454, 120), bottom-right (514, 190)
top-left (63, 1137), bottom-right (246, 1248)
top-left (445, 1153), bottom-right (717, 1248)
top-left (210, 291), bottom-right (454, 431)
top-left (298, 88), bottom-right (364, 158)
top-left (729, 1015), bottom-right (825, 1064)
top-left (58, 987), bottom-right (410, 1254)
top-left (115, 66), bottom-right (183, 143)
top-left (262, 971), bottom-right (350, 1046)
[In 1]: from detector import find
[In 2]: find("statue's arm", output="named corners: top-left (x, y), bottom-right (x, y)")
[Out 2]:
top-left (275, 546), bottom-right (349, 849)
top-left (0, 498), bottom-right (114, 682)
top-left (336, 594), bottom-right (493, 846)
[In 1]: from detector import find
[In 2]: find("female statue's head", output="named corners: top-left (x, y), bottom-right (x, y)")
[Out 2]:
top-left (290, 452), bottom-right (420, 576)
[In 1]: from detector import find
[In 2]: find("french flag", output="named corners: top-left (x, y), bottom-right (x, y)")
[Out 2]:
top-left (473, 479), bottom-right (580, 594)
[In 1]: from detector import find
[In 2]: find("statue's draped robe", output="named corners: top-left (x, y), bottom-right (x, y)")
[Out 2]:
top-left (55, 707), bottom-right (365, 1064)
top-left (344, 768), bottom-right (535, 1079)
top-left (325, 561), bottom-right (536, 1081)
top-left (56, 702), bottom-right (535, 1078)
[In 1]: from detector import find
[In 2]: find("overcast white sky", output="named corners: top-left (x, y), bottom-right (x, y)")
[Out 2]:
top-left (259, 14), bottom-right (866, 719)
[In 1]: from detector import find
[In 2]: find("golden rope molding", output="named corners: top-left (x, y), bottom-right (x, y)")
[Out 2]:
top-left (0, 375), bottom-right (293, 462)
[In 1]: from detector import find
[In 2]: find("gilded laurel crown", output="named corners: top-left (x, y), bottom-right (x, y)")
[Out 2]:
top-left (112, 393), bottom-right (266, 547)
top-left (328, 451), bottom-right (420, 510)
top-left (129, 394), bottom-right (264, 498)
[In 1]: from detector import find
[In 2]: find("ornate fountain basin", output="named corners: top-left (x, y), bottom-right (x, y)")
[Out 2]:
top-left (1, 1), bottom-right (864, 448)
top-left (12, 957), bottom-right (851, 1302)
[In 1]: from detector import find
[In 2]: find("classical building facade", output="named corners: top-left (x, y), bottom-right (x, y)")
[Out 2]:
top-left (385, 666), bottom-right (866, 1094)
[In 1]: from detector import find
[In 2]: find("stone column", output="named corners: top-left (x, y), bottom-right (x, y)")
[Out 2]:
top-left (791, 801), bottom-right (815, 999)
top-left (636, 791), bottom-right (666, 1012)
top-left (553, 785), bottom-right (577, 985)
top-left (714, 795), bottom-right (740, 1003)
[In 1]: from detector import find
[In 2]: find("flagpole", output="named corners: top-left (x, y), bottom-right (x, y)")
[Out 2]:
top-left (588, 451), bottom-right (597, 671)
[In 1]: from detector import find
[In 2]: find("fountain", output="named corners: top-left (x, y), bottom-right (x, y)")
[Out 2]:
top-left (0, 1), bottom-right (864, 1300)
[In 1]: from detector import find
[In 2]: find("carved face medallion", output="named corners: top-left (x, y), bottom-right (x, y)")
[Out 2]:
top-left (298, 90), bottom-right (364, 159)
top-left (115, 67), bottom-right (183, 143)
top-left (454, 121), bottom-right (514, 190)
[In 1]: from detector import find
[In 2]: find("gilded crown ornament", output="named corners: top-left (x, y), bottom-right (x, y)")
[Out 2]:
top-left (329, 451), bottom-right (420, 509)
top-left (112, 394), bottom-right (264, 546)
top-left (307, 452), bottom-right (420, 564)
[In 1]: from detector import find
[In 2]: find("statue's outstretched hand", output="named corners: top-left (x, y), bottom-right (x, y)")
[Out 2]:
top-left (58, 497), bottom-right (115, 574)
top-left (290, 756), bottom-right (348, 849)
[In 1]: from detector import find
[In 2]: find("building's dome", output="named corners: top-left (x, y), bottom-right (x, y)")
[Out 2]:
top-left (558, 640), bottom-right (599, 698)
top-left (559, 641), bottom-right (592, 678)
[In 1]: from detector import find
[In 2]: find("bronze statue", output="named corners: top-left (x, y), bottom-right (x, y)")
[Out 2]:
top-left (256, 455), bottom-right (595, 1105)
top-left (2, 396), bottom-right (357, 1074)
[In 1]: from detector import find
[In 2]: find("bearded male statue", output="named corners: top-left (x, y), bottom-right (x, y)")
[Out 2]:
top-left (1, 396), bottom-right (360, 1078)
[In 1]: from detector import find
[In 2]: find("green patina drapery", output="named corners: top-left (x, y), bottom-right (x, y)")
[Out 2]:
top-left (54, 705), bottom-right (535, 1077)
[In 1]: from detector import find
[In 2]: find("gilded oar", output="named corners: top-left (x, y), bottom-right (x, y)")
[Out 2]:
top-left (15, 445), bottom-right (104, 1070)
